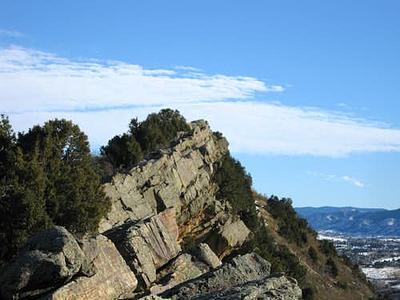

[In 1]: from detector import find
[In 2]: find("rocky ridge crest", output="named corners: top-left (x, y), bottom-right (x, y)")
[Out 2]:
top-left (0, 120), bottom-right (301, 300)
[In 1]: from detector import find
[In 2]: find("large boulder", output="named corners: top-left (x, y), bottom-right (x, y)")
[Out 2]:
top-left (160, 253), bottom-right (272, 299)
top-left (0, 226), bottom-right (88, 299)
top-left (192, 243), bottom-right (222, 269)
top-left (44, 234), bottom-right (138, 300)
top-left (206, 218), bottom-right (251, 257)
top-left (106, 208), bottom-right (181, 288)
top-left (150, 253), bottom-right (209, 295)
top-left (186, 275), bottom-right (302, 300)
top-left (150, 243), bottom-right (221, 295)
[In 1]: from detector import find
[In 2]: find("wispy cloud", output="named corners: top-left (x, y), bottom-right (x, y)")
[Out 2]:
top-left (2, 46), bottom-right (400, 157)
top-left (0, 29), bottom-right (24, 38)
top-left (0, 46), bottom-right (273, 113)
top-left (308, 171), bottom-right (365, 188)
top-left (341, 176), bottom-right (364, 188)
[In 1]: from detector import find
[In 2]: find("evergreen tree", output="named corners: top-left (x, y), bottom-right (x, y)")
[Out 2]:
top-left (0, 116), bottom-right (50, 263)
top-left (101, 109), bottom-right (189, 172)
top-left (213, 154), bottom-right (258, 230)
top-left (18, 119), bottom-right (110, 234)
top-left (0, 117), bottom-right (111, 264)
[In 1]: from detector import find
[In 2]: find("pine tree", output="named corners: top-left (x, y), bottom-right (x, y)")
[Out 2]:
top-left (101, 109), bottom-right (189, 172)
top-left (18, 119), bottom-right (110, 234)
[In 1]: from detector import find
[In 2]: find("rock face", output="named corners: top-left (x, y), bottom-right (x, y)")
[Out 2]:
top-left (187, 275), bottom-right (302, 300)
top-left (46, 234), bottom-right (137, 300)
top-left (150, 253), bottom-right (210, 295)
top-left (0, 226), bottom-right (88, 299)
top-left (150, 243), bottom-right (222, 295)
top-left (157, 253), bottom-right (301, 300)
top-left (160, 253), bottom-right (272, 299)
top-left (100, 121), bottom-right (250, 259)
top-left (192, 243), bottom-right (222, 269)
top-left (98, 121), bottom-right (230, 232)
top-left (106, 208), bottom-right (181, 287)
top-left (0, 120), bottom-right (302, 300)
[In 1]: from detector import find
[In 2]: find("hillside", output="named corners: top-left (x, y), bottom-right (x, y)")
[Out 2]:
top-left (0, 113), bottom-right (374, 299)
top-left (296, 207), bottom-right (400, 236)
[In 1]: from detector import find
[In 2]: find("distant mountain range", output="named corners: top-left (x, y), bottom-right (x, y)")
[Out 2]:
top-left (295, 207), bottom-right (400, 236)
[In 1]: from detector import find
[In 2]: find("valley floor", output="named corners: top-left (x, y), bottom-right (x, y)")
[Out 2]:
top-left (318, 231), bottom-right (400, 299)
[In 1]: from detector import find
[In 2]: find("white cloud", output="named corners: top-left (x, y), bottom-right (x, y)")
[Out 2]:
top-left (0, 29), bottom-right (24, 38)
top-left (2, 46), bottom-right (400, 157)
top-left (0, 46), bottom-right (273, 113)
top-left (341, 176), bottom-right (364, 188)
top-left (308, 172), bottom-right (365, 188)
top-left (178, 102), bottom-right (400, 157)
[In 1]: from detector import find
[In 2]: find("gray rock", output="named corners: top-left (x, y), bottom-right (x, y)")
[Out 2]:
top-left (192, 243), bottom-right (222, 268)
top-left (98, 121), bottom-right (229, 234)
top-left (206, 217), bottom-right (251, 257)
top-left (0, 226), bottom-right (87, 299)
top-left (44, 234), bottom-right (137, 300)
top-left (150, 253), bottom-right (210, 295)
top-left (189, 275), bottom-right (302, 300)
top-left (106, 208), bottom-right (181, 288)
top-left (160, 253), bottom-right (271, 299)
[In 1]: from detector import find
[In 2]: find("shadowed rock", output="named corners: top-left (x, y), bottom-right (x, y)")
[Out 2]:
top-left (106, 208), bottom-right (181, 288)
top-left (0, 226), bottom-right (87, 299)
top-left (159, 253), bottom-right (271, 299)
top-left (44, 234), bottom-right (137, 300)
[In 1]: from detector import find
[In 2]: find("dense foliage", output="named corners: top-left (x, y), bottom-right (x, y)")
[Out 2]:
top-left (250, 224), bottom-right (307, 283)
top-left (213, 155), bottom-right (307, 284)
top-left (266, 195), bottom-right (313, 246)
top-left (100, 109), bottom-right (190, 173)
top-left (319, 239), bottom-right (337, 256)
top-left (213, 154), bottom-right (259, 230)
top-left (308, 246), bottom-right (319, 262)
top-left (0, 116), bottom-right (109, 264)
top-left (326, 257), bottom-right (339, 277)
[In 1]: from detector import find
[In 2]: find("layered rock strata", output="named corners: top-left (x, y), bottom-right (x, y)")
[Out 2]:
top-left (0, 121), bottom-right (302, 300)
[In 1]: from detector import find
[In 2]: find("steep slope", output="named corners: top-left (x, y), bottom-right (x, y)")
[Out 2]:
top-left (296, 206), bottom-right (400, 236)
top-left (257, 197), bottom-right (374, 299)
top-left (0, 120), bottom-right (300, 300)
top-left (0, 120), bottom-right (374, 300)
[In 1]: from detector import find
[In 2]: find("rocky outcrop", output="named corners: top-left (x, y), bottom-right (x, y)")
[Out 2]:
top-left (192, 243), bottom-right (222, 269)
top-left (0, 120), bottom-right (303, 300)
top-left (106, 208), bottom-right (181, 288)
top-left (0, 227), bottom-right (138, 300)
top-left (0, 226), bottom-right (88, 299)
top-left (100, 121), bottom-right (250, 259)
top-left (155, 253), bottom-right (301, 300)
top-left (160, 253), bottom-right (272, 299)
top-left (98, 120), bottom-right (230, 233)
top-left (185, 275), bottom-right (302, 300)
top-left (46, 234), bottom-right (137, 300)
top-left (150, 253), bottom-right (210, 295)
top-left (206, 217), bottom-right (251, 257)
top-left (150, 243), bottom-right (222, 294)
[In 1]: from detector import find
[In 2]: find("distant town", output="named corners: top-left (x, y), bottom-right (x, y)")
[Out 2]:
top-left (319, 231), bottom-right (400, 299)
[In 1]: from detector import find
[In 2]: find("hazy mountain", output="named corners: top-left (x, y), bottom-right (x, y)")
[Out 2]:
top-left (296, 206), bottom-right (400, 236)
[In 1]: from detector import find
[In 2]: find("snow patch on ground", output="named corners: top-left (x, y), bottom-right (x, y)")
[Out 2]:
top-left (362, 267), bottom-right (400, 280)
top-left (317, 234), bottom-right (347, 242)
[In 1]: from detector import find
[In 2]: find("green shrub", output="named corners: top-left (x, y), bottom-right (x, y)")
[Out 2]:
top-left (0, 117), bottom-right (110, 263)
top-left (326, 257), bottom-right (339, 277)
top-left (308, 246), bottom-right (318, 262)
top-left (266, 196), bottom-right (311, 246)
top-left (101, 109), bottom-right (189, 172)
top-left (213, 154), bottom-right (258, 230)
top-left (319, 240), bottom-right (337, 256)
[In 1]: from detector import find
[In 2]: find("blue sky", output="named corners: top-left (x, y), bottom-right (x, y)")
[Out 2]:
top-left (1, 1), bottom-right (399, 208)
